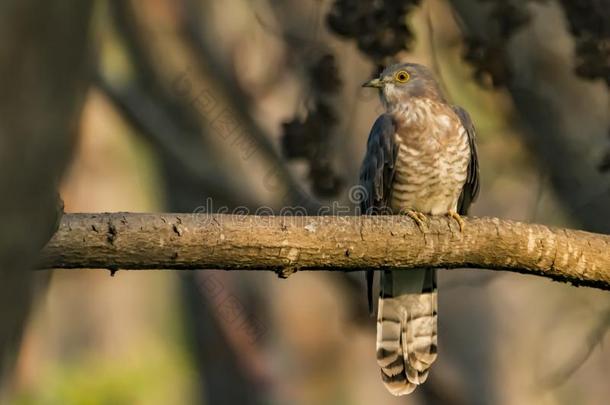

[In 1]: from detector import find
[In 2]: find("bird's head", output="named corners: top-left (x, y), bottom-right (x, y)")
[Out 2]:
top-left (362, 63), bottom-right (444, 108)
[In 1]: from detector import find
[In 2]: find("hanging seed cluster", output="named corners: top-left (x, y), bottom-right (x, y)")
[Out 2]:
top-left (462, 0), bottom-right (533, 87)
top-left (327, 0), bottom-right (421, 63)
top-left (557, 0), bottom-right (609, 86)
top-left (281, 53), bottom-right (344, 197)
top-left (555, 0), bottom-right (609, 172)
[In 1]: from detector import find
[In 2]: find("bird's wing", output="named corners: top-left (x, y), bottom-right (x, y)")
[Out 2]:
top-left (359, 113), bottom-right (398, 214)
top-left (452, 106), bottom-right (480, 215)
top-left (358, 114), bottom-right (398, 312)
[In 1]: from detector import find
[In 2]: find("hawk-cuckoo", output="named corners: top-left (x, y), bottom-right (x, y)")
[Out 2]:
top-left (359, 63), bottom-right (479, 395)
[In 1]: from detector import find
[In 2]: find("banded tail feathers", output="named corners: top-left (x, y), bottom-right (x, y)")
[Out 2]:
top-left (376, 269), bottom-right (438, 395)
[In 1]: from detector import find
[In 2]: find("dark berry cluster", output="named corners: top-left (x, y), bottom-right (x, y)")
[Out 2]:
top-left (463, 1), bottom-right (532, 87)
top-left (558, 0), bottom-right (609, 86)
top-left (281, 53), bottom-right (344, 197)
top-left (555, 0), bottom-right (609, 173)
top-left (326, 0), bottom-right (421, 62)
top-left (463, 37), bottom-right (513, 88)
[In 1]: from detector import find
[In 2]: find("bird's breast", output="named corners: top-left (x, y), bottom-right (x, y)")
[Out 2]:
top-left (389, 101), bottom-right (470, 215)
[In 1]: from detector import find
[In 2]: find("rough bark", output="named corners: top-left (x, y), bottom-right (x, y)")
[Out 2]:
top-left (41, 213), bottom-right (610, 290)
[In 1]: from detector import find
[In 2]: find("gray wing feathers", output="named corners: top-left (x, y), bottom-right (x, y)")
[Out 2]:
top-left (359, 114), bottom-right (397, 214)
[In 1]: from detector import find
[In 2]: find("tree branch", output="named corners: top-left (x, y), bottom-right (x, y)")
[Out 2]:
top-left (40, 213), bottom-right (610, 290)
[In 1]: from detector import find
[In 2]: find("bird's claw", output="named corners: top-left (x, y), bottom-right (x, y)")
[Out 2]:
top-left (402, 209), bottom-right (428, 232)
top-left (448, 211), bottom-right (465, 232)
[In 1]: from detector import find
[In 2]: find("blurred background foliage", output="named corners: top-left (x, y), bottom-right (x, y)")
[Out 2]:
top-left (0, 0), bottom-right (608, 404)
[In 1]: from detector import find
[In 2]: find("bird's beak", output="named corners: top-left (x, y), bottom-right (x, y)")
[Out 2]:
top-left (362, 77), bottom-right (383, 88)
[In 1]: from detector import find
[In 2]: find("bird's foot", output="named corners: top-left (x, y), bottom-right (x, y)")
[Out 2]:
top-left (448, 211), bottom-right (465, 232)
top-left (401, 209), bottom-right (428, 232)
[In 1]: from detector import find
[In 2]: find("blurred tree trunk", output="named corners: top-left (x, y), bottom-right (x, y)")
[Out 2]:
top-left (0, 0), bottom-right (93, 392)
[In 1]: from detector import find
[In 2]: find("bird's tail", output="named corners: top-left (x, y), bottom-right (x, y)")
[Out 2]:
top-left (376, 268), bottom-right (438, 396)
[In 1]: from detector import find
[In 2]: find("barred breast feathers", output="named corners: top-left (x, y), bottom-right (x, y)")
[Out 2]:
top-left (388, 98), bottom-right (470, 214)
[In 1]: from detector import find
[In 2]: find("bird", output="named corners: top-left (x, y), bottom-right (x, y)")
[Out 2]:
top-left (359, 63), bottom-right (479, 395)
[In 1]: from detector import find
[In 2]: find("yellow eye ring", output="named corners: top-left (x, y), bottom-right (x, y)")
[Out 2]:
top-left (395, 70), bottom-right (410, 83)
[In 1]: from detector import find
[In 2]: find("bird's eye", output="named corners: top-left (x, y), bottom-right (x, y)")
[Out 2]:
top-left (395, 70), bottom-right (410, 83)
